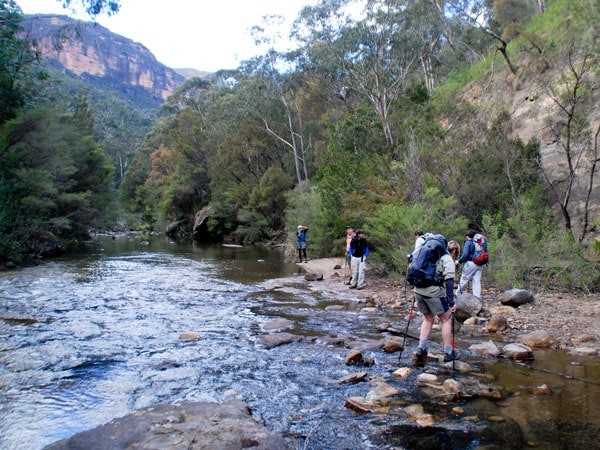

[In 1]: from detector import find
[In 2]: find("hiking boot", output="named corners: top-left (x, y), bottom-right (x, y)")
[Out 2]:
top-left (356, 284), bottom-right (366, 290)
top-left (443, 351), bottom-right (459, 362)
top-left (349, 285), bottom-right (357, 289)
top-left (412, 347), bottom-right (427, 366)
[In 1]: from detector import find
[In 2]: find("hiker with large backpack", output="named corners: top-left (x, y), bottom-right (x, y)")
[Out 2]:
top-left (456, 229), bottom-right (488, 299)
top-left (406, 234), bottom-right (458, 365)
top-left (349, 229), bottom-right (368, 290)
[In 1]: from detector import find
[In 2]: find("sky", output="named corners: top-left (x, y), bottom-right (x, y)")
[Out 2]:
top-left (16, 0), bottom-right (319, 72)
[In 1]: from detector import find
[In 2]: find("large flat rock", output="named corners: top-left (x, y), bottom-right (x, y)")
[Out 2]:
top-left (45, 401), bottom-right (290, 450)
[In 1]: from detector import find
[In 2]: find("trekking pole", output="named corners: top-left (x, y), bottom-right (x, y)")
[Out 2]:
top-left (451, 312), bottom-right (456, 372)
top-left (399, 279), bottom-right (415, 359)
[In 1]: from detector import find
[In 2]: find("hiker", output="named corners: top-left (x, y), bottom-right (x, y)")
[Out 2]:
top-left (349, 229), bottom-right (368, 290)
top-left (413, 235), bottom-right (458, 364)
top-left (456, 229), bottom-right (483, 299)
top-left (296, 225), bottom-right (308, 263)
top-left (407, 229), bottom-right (426, 261)
top-left (448, 240), bottom-right (461, 260)
top-left (345, 226), bottom-right (355, 285)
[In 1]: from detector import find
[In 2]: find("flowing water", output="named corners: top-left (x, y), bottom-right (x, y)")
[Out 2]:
top-left (1, 235), bottom-right (599, 449)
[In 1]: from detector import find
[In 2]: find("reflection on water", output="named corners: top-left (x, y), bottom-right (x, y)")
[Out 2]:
top-left (0, 235), bottom-right (599, 449)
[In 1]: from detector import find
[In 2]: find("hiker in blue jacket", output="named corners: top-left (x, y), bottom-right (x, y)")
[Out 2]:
top-left (296, 225), bottom-right (308, 263)
top-left (456, 229), bottom-right (483, 299)
top-left (349, 229), bottom-right (368, 290)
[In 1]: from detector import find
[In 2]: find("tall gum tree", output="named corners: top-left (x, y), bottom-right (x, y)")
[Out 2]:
top-left (294, 0), bottom-right (420, 147)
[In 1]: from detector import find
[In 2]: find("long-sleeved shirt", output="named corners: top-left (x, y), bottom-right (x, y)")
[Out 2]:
top-left (350, 237), bottom-right (369, 259)
top-left (458, 238), bottom-right (475, 264)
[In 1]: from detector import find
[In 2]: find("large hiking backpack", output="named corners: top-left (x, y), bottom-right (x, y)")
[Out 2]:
top-left (406, 234), bottom-right (448, 287)
top-left (472, 233), bottom-right (489, 265)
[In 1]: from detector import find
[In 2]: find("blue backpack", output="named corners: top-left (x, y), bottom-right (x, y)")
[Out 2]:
top-left (406, 234), bottom-right (448, 287)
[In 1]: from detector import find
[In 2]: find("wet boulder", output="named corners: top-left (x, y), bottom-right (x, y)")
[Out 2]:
top-left (488, 315), bottom-right (508, 333)
top-left (259, 332), bottom-right (301, 349)
top-left (568, 347), bottom-right (599, 356)
top-left (469, 340), bottom-right (501, 358)
top-left (165, 219), bottom-right (189, 238)
top-left (382, 338), bottom-right (404, 353)
top-left (339, 372), bottom-right (368, 384)
top-left (192, 205), bottom-right (212, 242)
top-left (45, 401), bottom-right (291, 450)
top-left (304, 272), bottom-right (324, 281)
top-left (345, 348), bottom-right (364, 365)
top-left (517, 330), bottom-right (552, 348)
top-left (455, 293), bottom-right (483, 321)
top-left (501, 289), bottom-right (535, 307)
top-left (365, 382), bottom-right (400, 402)
top-left (502, 342), bottom-right (534, 361)
top-left (262, 318), bottom-right (294, 332)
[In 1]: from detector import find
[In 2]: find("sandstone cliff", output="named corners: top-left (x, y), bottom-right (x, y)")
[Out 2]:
top-left (20, 15), bottom-right (185, 105)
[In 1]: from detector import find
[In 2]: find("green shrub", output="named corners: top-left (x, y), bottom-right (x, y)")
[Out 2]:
top-left (366, 187), bottom-right (467, 275)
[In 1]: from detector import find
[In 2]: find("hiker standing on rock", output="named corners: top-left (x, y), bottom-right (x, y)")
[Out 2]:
top-left (296, 225), bottom-right (308, 263)
top-left (456, 229), bottom-right (484, 299)
top-left (349, 229), bottom-right (368, 290)
top-left (345, 226), bottom-right (355, 285)
top-left (412, 235), bottom-right (458, 364)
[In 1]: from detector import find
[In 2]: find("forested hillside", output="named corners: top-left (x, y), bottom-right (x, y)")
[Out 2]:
top-left (1, 0), bottom-right (599, 291)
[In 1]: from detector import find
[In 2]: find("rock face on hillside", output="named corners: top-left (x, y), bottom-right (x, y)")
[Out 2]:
top-left (20, 15), bottom-right (185, 105)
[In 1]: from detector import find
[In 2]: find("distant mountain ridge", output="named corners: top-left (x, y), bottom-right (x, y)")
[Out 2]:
top-left (20, 14), bottom-right (189, 108)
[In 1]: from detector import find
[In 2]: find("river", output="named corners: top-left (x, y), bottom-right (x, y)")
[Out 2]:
top-left (1, 234), bottom-right (599, 449)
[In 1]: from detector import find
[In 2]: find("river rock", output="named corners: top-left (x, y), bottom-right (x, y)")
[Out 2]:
top-left (45, 401), bottom-right (290, 450)
top-left (259, 332), bottom-right (301, 349)
top-left (501, 289), bottom-right (535, 307)
top-left (262, 318), bottom-right (294, 331)
top-left (568, 347), bottom-right (599, 356)
top-left (344, 397), bottom-right (372, 414)
top-left (382, 338), bottom-right (404, 353)
top-left (487, 315), bottom-right (508, 333)
top-left (345, 348), bottom-right (364, 365)
top-left (165, 219), bottom-right (189, 238)
top-left (571, 334), bottom-right (595, 345)
top-left (533, 383), bottom-right (552, 395)
top-left (455, 293), bottom-right (483, 321)
top-left (339, 372), bottom-right (368, 383)
top-left (393, 367), bottom-right (412, 378)
top-left (442, 378), bottom-right (460, 396)
top-left (469, 340), bottom-right (501, 358)
top-left (488, 305), bottom-right (516, 315)
top-left (443, 360), bottom-right (473, 373)
top-left (365, 382), bottom-right (400, 402)
top-left (517, 330), bottom-right (552, 348)
top-left (502, 343), bottom-right (534, 360)
top-left (178, 332), bottom-right (201, 340)
top-left (325, 304), bottom-right (345, 311)
top-left (417, 373), bottom-right (439, 386)
top-left (304, 272), bottom-right (324, 281)
top-left (192, 205), bottom-right (212, 242)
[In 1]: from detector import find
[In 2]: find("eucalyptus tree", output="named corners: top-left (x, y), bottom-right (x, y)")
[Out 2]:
top-left (0, 0), bottom-right (40, 125)
top-left (294, 0), bottom-right (426, 148)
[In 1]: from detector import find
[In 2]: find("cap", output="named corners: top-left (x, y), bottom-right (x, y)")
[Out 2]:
top-left (345, 225), bottom-right (353, 230)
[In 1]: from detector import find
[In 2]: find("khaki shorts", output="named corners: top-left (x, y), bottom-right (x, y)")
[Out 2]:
top-left (415, 292), bottom-right (449, 316)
